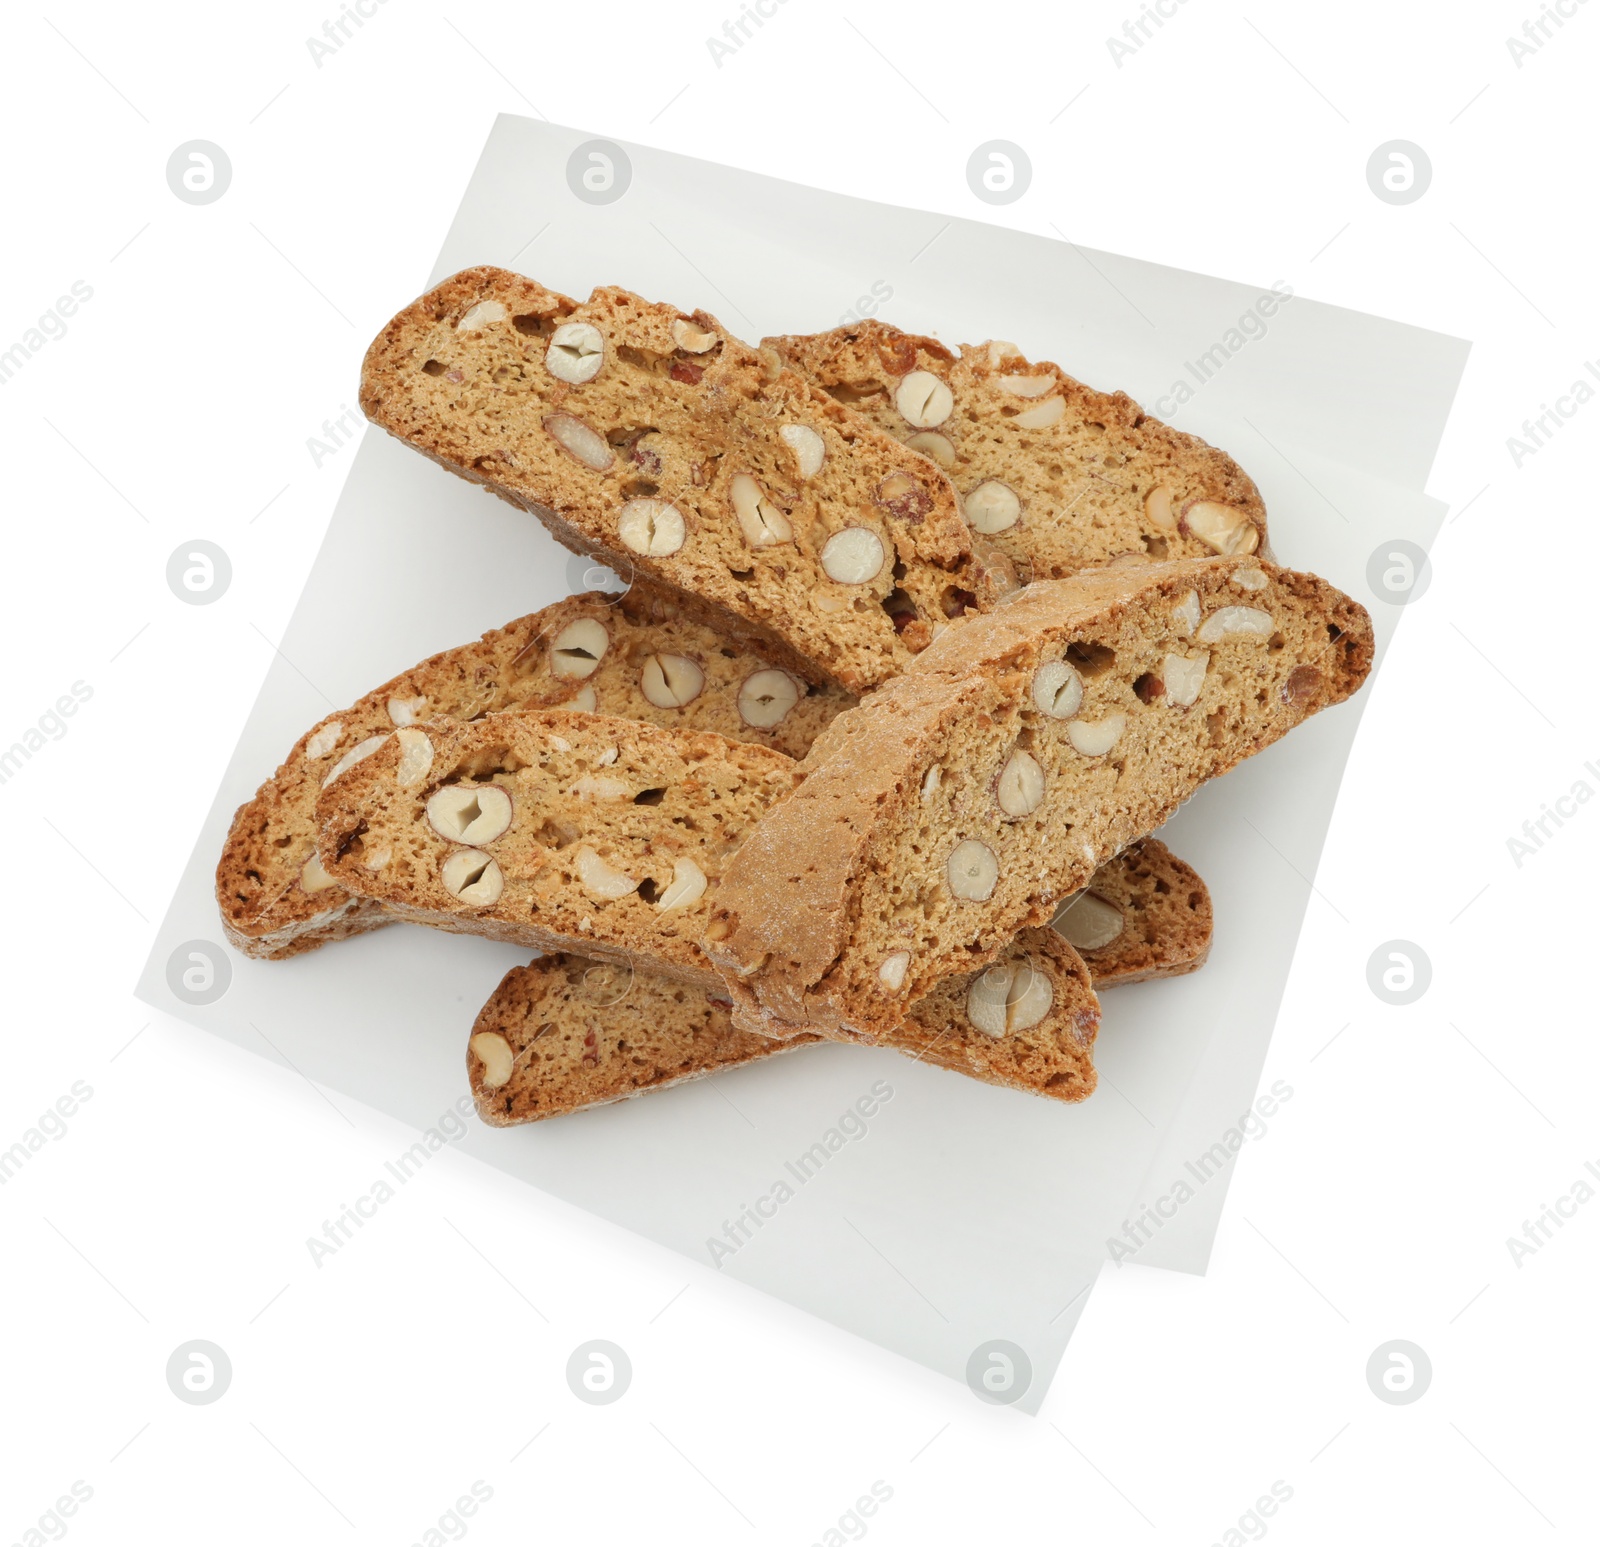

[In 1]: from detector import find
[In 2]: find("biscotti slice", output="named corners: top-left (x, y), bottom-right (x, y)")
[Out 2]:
top-left (360, 267), bottom-right (1017, 694)
top-left (217, 586), bottom-right (854, 961)
top-left (1052, 836), bottom-right (1212, 985)
top-left (469, 925), bottom-right (1098, 1124)
top-left (767, 321), bottom-right (1268, 582)
top-left (705, 556), bottom-right (1372, 1040)
top-left (315, 709), bottom-right (799, 990)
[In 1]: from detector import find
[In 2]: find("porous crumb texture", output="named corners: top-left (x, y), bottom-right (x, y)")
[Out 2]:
top-left (1051, 837), bottom-right (1212, 986)
top-left (469, 926), bottom-right (1098, 1125)
top-left (315, 708), bottom-right (799, 990)
top-left (215, 585), bottom-right (852, 961)
top-left (706, 557), bottom-right (1371, 1039)
top-left (360, 267), bottom-right (1017, 695)
top-left (768, 321), bottom-right (1269, 582)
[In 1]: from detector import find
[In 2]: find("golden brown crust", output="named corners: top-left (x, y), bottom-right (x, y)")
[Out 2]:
top-left (215, 587), bottom-right (853, 961)
top-left (359, 268), bottom-right (1017, 694)
top-left (706, 558), bottom-right (1371, 1039)
top-left (769, 320), bottom-right (1270, 581)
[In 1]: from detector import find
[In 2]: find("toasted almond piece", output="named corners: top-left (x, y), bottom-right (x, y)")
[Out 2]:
top-left (305, 721), bottom-right (343, 760)
top-left (1231, 564), bottom-right (1268, 591)
top-left (387, 695), bottom-right (427, 727)
top-left (1013, 396), bottom-right (1065, 429)
top-left (1066, 714), bottom-right (1126, 756)
top-left (551, 618), bottom-right (610, 678)
top-left (427, 785), bottom-right (513, 844)
top-left (820, 527), bottom-right (887, 585)
top-left (947, 839), bottom-right (998, 901)
top-left (875, 471), bottom-right (933, 522)
top-left (966, 960), bottom-right (1054, 1036)
top-left (1053, 891), bottom-right (1125, 950)
top-left (996, 750), bottom-right (1045, 817)
top-left (1180, 499), bottom-right (1261, 556)
top-left (440, 849), bottom-right (503, 905)
top-left (1281, 664), bottom-right (1323, 708)
top-left (640, 653), bottom-right (705, 709)
top-left (657, 857), bottom-right (708, 912)
top-left (470, 1031), bottom-right (515, 1088)
top-left (1145, 485), bottom-right (1177, 531)
top-left (671, 318), bottom-right (717, 353)
top-left (905, 430), bottom-right (956, 468)
top-left (737, 669), bottom-right (800, 729)
top-left (395, 727), bottom-right (434, 788)
top-left (617, 499), bottom-right (686, 556)
top-left (457, 299), bottom-right (507, 332)
top-left (543, 413), bottom-right (614, 471)
top-left (1031, 660), bottom-right (1084, 719)
top-left (895, 370), bottom-right (953, 428)
top-left (545, 321), bottom-right (604, 384)
top-left (300, 852), bottom-right (340, 893)
top-left (730, 473), bottom-right (794, 547)
top-left (964, 479), bottom-right (1022, 534)
top-left (921, 763), bottom-right (943, 801)
top-left (568, 684), bottom-right (598, 713)
top-left (778, 424), bottom-right (826, 479)
top-left (575, 844), bottom-right (638, 901)
top-left (1197, 606), bottom-right (1273, 643)
top-left (878, 951), bottom-right (911, 991)
top-left (1173, 589), bottom-right (1201, 636)
top-left (985, 340), bottom-right (1021, 364)
top-left (997, 373), bottom-right (1055, 398)
top-left (322, 733), bottom-right (388, 789)
top-left (1163, 652), bottom-right (1209, 707)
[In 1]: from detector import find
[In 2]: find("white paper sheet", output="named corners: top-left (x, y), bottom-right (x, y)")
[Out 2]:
top-left (136, 115), bottom-right (1465, 1408)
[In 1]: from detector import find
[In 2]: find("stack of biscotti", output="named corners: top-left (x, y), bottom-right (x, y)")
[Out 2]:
top-left (218, 266), bottom-right (1373, 1123)
top-left (309, 557), bottom-right (1367, 1074)
top-left (358, 269), bottom-right (1266, 687)
top-left (216, 584), bottom-right (852, 960)
top-left (464, 838), bottom-right (1208, 1124)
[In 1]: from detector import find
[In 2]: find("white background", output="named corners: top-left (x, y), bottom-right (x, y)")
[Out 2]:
top-left (1, 1), bottom-right (1595, 1542)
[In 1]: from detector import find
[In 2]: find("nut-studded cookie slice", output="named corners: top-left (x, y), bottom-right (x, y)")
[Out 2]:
top-left (706, 557), bottom-right (1371, 1041)
top-left (216, 586), bottom-right (855, 961)
top-left (316, 709), bottom-right (800, 991)
top-left (469, 926), bottom-right (1099, 1125)
top-left (768, 320), bottom-right (1268, 583)
top-left (360, 268), bottom-right (1018, 695)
